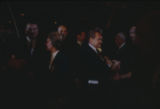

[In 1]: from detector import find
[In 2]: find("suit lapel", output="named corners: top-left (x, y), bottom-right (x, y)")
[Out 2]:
top-left (49, 52), bottom-right (59, 72)
top-left (88, 45), bottom-right (105, 63)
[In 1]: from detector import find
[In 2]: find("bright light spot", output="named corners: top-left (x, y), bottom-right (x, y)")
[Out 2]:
top-left (88, 80), bottom-right (99, 85)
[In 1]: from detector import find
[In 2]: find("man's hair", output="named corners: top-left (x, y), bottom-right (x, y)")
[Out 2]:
top-left (89, 27), bottom-right (103, 38)
top-left (25, 19), bottom-right (39, 28)
top-left (116, 32), bottom-right (126, 41)
top-left (25, 23), bottom-right (39, 32)
top-left (57, 25), bottom-right (67, 30)
top-left (47, 32), bottom-right (62, 50)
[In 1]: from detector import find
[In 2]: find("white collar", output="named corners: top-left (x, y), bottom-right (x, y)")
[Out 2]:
top-left (26, 36), bottom-right (31, 42)
top-left (89, 43), bottom-right (97, 53)
top-left (119, 43), bottom-right (126, 49)
top-left (77, 40), bottom-right (82, 46)
top-left (51, 50), bottom-right (59, 59)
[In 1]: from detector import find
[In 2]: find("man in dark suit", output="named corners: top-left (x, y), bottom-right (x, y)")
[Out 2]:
top-left (79, 27), bottom-right (111, 88)
top-left (8, 22), bottom-right (45, 81)
top-left (71, 31), bottom-right (87, 88)
top-left (112, 32), bottom-right (132, 86)
top-left (5, 21), bottom-right (47, 109)
top-left (57, 25), bottom-right (86, 89)
top-left (45, 32), bottom-right (71, 109)
top-left (74, 27), bottom-right (112, 108)
top-left (110, 32), bottom-right (134, 107)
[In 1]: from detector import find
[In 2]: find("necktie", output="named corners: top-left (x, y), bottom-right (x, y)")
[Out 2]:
top-left (97, 49), bottom-right (105, 62)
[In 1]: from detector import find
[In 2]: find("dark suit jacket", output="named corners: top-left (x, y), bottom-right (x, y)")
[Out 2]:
top-left (11, 35), bottom-right (46, 79)
top-left (71, 41), bottom-right (84, 77)
top-left (47, 51), bottom-right (71, 95)
top-left (113, 44), bottom-right (132, 75)
top-left (79, 44), bottom-right (111, 88)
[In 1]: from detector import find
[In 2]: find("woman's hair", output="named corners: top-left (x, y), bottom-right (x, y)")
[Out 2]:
top-left (47, 32), bottom-right (62, 50)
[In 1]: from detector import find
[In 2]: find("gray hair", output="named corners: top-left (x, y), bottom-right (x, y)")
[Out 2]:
top-left (89, 27), bottom-right (103, 38)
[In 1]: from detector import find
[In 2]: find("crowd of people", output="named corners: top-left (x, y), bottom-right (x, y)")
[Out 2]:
top-left (1, 12), bottom-right (160, 108)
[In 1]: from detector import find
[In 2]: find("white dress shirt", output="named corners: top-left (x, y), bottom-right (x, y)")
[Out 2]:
top-left (119, 43), bottom-right (126, 49)
top-left (26, 36), bottom-right (36, 56)
top-left (49, 50), bottom-right (59, 70)
top-left (88, 43), bottom-right (98, 53)
top-left (77, 40), bottom-right (82, 46)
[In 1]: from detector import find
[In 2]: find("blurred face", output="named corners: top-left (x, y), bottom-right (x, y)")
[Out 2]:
top-left (90, 32), bottom-right (103, 49)
top-left (77, 34), bottom-right (81, 41)
top-left (25, 24), bottom-right (39, 38)
top-left (80, 32), bottom-right (86, 41)
top-left (58, 25), bottom-right (68, 40)
top-left (115, 35), bottom-right (123, 47)
top-left (77, 32), bottom-right (86, 42)
top-left (46, 38), bottom-right (53, 51)
top-left (129, 26), bottom-right (136, 42)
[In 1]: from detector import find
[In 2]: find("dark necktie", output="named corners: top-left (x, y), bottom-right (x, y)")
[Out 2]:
top-left (96, 49), bottom-right (105, 62)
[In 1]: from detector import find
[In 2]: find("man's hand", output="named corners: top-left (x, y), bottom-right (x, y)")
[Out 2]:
top-left (113, 72), bottom-right (120, 80)
top-left (113, 72), bottom-right (132, 80)
top-left (8, 54), bottom-right (27, 70)
top-left (111, 60), bottom-right (120, 71)
top-left (120, 72), bottom-right (132, 79)
top-left (104, 56), bottom-right (113, 67)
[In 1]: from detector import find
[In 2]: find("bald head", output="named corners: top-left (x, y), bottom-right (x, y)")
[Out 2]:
top-left (25, 23), bottom-right (39, 39)
top-left (129, 26), bottom-right (136, 43)
top-left (57, 25), bottom-right (68, 40)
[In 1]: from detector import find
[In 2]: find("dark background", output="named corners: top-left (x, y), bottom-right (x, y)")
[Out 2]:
top-left (1, 1), bottom-right (160, 55)
top-left (1, 1), bottom-right (160, 33)
top-left (1, 2), bottom-right (160, 108)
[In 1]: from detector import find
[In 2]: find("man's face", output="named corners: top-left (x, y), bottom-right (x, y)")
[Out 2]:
top-left (90, 32), bottom-right (103, 49)
top-left (129, 26), bottom-right (136, 42)
top-left (58, 26), bottom-right (68, 40)
top-left (77, 34), bottom-right (81, 41)
top-left (115, 35), bottom-right (123, 47)
top-left (25, 24), bottom-right (39, 38)
top-left (46, 38), bottom-right (53, 51)
top-left (80, 32), bottom-right (86, 41)
top-left (77, 32), bottom-right (86, 42)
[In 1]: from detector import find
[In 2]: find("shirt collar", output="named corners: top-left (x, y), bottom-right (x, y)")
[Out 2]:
top-left (89, 43), bottom-right (97, 53)
top-left (26, 36), bottom-right (31, 42)
top-left (119, 42), bottom-right (126, 49)
top-left (51, 50), bottom-right (59, 59)
top-left (77, 40), bottom-right (82, 46)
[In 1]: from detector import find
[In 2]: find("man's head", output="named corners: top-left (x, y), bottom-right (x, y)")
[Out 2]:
top-left (89, 28), bottom-right (103, 49)
top-left (57, 25), bottom-right (68, 41)
top-left (46, 32), bottom-right (61, 52)
top-left (25, 23), bottom-right (39, 39)
top-left (76, 31), bottom-right (86, 42)
top-left (129, 26), bottom-right (136, 43)
top-left (115, 32), bottom-right (126, 47)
